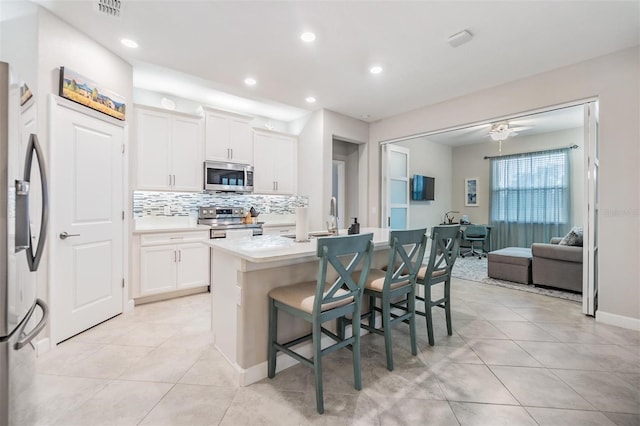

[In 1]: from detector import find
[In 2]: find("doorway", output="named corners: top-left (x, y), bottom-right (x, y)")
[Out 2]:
top-left (381, 100), bottom-right (598, 315)
top-left (332, 138), bottom-right (361, 229)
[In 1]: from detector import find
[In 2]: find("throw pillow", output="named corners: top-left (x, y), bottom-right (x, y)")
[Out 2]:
top-left (559, 226), bottom-right (583, 247)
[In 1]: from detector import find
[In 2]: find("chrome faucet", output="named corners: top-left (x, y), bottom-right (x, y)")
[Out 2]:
top-left (327, 197), bottom-right (338, 235)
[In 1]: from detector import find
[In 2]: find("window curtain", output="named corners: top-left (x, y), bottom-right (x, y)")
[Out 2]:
top-left (489, 148), bottom-right (571, 250)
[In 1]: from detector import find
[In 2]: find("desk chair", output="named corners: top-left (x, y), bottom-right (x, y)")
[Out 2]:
top-left (267, 233), bottom-right (374, 414)
top-left (342, 228), bottom-right (428, 371)
top-left (460, 225), bottom-right (487, 259)
top-left (415, 225), bottom-right (461, 346)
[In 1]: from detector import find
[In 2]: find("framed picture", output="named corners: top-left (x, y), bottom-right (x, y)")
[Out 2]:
top-left (465, 177), bottom-right (479, 206)
top-left (59, 66), bottom-right (126, 121)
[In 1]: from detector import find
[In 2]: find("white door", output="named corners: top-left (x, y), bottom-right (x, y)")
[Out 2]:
top-left (381, 144), bottom-right (410, 229)
top-left (51, 98), bottom-right (124, 343)
top-left (583, 101), bottom-right (599, 316)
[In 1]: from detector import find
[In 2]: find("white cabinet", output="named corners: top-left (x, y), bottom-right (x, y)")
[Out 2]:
top-left (137, 230), bottom-right (209, 297)
top-left (253, 130), bottom-right (297, 194)
top-left (205, 109), bottom-right (253, 164)
top-left (135, 106), bottom-right (203, 191)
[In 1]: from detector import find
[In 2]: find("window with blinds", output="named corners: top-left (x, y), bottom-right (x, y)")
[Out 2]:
top-left (490, 149), bottom-right (569, 224)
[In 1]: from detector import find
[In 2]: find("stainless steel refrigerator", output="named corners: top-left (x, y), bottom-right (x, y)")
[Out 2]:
top-left (0, 61), bottom-right (49, 425)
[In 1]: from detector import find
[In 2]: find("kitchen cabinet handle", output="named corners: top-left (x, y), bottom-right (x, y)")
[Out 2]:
top-left (169, 174), bottom-right (172, 186)
top-left (178, 250), bottom-right (182, 262)
top-left (174, 250), bottom-right (177, 262)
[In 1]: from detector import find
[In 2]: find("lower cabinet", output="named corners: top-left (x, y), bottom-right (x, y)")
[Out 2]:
top-left (135, 230), bottom-right (210, 298)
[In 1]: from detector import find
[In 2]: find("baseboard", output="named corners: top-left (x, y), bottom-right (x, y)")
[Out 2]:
top-left (36, 337), bottom-right (51, 356)
top-left (596, 310), bottom-right (640, 331)
top-left (125, 299), bottom-right (135, 312)
top-left (134, 286), bottom-right (208, 305)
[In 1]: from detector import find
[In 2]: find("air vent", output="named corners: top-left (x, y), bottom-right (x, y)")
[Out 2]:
top-left (96, 0), bottom-right (122, 18)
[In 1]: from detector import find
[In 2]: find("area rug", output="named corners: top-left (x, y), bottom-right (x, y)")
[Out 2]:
top-left (451, 255), bottom-right (582, 303)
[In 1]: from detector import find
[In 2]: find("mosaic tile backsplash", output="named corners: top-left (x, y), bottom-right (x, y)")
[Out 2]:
top-left (133, 191), bottom-right (308, 218)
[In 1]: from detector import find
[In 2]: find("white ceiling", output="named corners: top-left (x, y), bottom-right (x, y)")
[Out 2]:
top-left (34, 1), bottom-right (640, 123)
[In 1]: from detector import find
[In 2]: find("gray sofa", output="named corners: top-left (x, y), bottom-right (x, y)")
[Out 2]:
top-left (531, 237), bottom-right (583, 292)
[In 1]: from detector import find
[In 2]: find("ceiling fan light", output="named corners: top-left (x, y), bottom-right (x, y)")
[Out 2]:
top-left (490, 132), bottom-right (509, 141)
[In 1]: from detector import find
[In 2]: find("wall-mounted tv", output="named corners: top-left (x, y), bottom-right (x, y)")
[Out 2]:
top-left (411, 174), bottom-right (435, 201)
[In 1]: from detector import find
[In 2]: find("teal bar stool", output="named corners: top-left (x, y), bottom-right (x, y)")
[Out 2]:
top-left (267, 233), bottom-right (374, 414)
top-left (343, 228), bottom-right (428, 371)
top-left (415, 225), bottom-right (461, 346)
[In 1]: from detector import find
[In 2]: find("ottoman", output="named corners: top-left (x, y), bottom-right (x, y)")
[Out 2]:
top-left (487, 247), bottom-right (533, 284)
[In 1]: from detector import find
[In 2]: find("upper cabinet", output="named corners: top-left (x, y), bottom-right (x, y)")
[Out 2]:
top-left (135, 106), bottom-right (204, 191)
top-left (204, 108), bottom-right (253, 164)
top-left (253, 129), bottom-right (297, 195)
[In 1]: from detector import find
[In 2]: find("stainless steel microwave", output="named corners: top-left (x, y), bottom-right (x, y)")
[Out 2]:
top-left (204, 161), bottom-right (254, 193)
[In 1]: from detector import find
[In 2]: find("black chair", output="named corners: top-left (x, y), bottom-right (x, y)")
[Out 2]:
top-left (460, 225), bottom-right (487, 258)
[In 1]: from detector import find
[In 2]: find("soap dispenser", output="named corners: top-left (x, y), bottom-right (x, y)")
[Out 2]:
top-left (348, 218), bottom-right (360, 235)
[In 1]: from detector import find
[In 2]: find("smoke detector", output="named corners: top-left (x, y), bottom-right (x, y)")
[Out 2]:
top-left (95, 0), bottom-right (122, 18)
top-left (447, 30), bottom-right (473, 48)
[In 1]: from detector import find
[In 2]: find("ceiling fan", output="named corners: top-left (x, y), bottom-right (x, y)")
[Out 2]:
top-left (488, 122), bottom-right (531, 141)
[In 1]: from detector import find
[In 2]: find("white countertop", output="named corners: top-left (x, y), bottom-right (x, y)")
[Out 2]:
top-left (204, 227), bottom-right (390, 263)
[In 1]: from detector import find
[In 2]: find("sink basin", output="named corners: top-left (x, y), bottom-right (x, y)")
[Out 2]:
top-left (308, 231), bottom-right (335, 237)
top-left (281, 231), bottom-right (336, 239)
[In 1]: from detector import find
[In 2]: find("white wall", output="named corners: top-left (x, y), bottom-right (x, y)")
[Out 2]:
top-left (297, 109), bottom-right (324, 229)
top-left (396, 137), bottom-right (453, 230)
top-left (0, 1), bottom-right (39, 90)
top-left (369, 47), bottom-right (640, 326)
top-left (451, 127), bottom-right (584, 227)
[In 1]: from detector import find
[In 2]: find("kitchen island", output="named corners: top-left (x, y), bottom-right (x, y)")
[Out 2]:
top-left (204, 228), bottom-right (391, 386)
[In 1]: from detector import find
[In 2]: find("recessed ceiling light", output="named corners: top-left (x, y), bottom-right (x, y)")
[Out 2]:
top-left (369, 65), bottom-right (383, 75)
top-left (244, 77), bottom-right (257, 86)
top-left (120, 38), bottom-right (139, 49)
top-left (300, 32), bottom-right (316, 42)
top-left (305, 96), bottom-right (316, 103)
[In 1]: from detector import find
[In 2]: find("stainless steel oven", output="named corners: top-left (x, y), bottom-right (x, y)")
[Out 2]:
top-left (198, 206), bottom-right (262, 239)
top-left (204, 161), bottom-right (253, 193)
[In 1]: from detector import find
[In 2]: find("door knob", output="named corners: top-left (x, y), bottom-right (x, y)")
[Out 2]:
top-left (59, 232), bottom-right (80, 240)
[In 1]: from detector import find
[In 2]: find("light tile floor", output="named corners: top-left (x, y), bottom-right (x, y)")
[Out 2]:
top-left (28, 278), bottom-right (640, 425)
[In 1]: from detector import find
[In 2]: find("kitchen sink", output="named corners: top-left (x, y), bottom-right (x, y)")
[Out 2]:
top-left (281, 231), bottom-right (336, 239)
